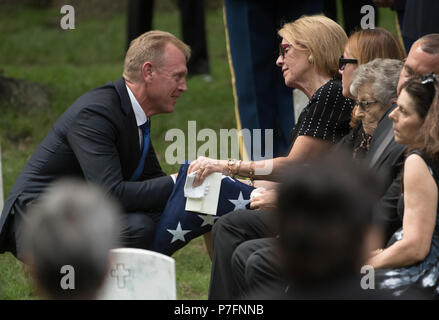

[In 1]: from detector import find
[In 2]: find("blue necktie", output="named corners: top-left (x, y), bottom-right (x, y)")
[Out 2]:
top-left (130, 121), bottom-right (150, 181)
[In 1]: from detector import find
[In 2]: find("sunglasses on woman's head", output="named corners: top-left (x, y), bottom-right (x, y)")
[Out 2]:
top-left (339, 55), bottom-right (358, 71)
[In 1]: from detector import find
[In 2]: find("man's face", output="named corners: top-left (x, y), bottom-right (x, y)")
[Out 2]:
top-left (146, 43), bottom-right (188, 115)
top-left (397, 41), bottom-right (439, 94)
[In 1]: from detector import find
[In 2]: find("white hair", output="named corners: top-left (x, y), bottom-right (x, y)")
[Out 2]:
top-left (350, 58), bottom-right (403, 106)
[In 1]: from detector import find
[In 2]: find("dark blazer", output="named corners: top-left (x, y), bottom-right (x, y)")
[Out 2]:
top-left (367, 104), bottom-right (406, 241)
top-left (0, 77), bottom-right (174, 252)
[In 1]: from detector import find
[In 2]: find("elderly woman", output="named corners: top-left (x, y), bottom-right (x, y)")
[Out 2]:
top-left (367, 75), bottom-right (439, 297)
top-left (339, 28), bottom-right (405, 132)
top-left (338, 59), bottom-right (403, 160)
top-left (189, 15), bottom-right (352, 192)
top-left (199, 15), bottom-right (354, 300)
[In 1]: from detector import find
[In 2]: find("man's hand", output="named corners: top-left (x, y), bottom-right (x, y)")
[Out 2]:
top-left (249, 189), bottom-right (278, 210)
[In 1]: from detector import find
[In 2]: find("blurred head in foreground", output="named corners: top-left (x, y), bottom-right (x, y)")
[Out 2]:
top-left (22, 179), bottom-right (120, 300)
top-left (277, 153), bottom-right (383, 294)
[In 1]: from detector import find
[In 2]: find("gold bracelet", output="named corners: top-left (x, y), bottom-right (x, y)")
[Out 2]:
top-left (249, 161), bottom-right (255, 186)
top-left (235, 160), bottom-right (242, 177)
top-left (227, 159), bottom-right (236, 177)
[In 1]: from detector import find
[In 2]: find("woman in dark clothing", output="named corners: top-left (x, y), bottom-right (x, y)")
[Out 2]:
top-left (368, 75), bottom-right (439, 298)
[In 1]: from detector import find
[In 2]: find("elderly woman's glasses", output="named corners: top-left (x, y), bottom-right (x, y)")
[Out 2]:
top-left (279, 43), bottom-right (292, 59)
top-left (356, 100), bottom-right (378, 110)
top-left (339, 55), bottom-right (358, 71)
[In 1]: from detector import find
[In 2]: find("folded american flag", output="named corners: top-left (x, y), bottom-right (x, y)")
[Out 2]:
top-left (149, 163), bottom-right (255, 256)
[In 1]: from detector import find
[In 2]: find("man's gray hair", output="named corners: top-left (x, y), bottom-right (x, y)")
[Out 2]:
top-left (418, 33), bottom-right (439, 55)
top-left (350, 58), bottom-right (404, 106)
top-left (22, 179), bottom-right (121, 299)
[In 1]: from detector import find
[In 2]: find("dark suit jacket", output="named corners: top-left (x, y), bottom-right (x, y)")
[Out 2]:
top-left (0, 77), bottom-right (174, 252)
top-left (367, 104), bottom-right (406, 241)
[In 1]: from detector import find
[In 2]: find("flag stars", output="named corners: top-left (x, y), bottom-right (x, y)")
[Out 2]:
top-left (167, 222), bottom-right (191, 243)
top-left (198, 214), bottom-right (217, 227)
top-left (228, 191), bottom-right (250, 211)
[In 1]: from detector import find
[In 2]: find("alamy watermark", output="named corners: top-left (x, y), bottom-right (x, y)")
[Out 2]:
top-left (360, 5), bottom-right (375, 29)
top-left (60, 263), bottom-right (132, 291)
top-left (60, 265), bottom-right (75, 290)
top-left (360, 265), bottom-right (375, 290)
top-left (164, 121), bottom-right (274, 175)
top-left (60, 5), bottom-right (75, 30)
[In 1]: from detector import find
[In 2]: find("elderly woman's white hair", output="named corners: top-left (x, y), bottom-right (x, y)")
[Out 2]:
top-left (350, 58), bottom-right (404, 107)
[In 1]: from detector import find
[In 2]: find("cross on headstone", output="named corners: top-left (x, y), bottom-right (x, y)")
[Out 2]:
top-left (98, 248), bottom-right (176, 299)
top-left (110, 264), bottom-right (131, 289)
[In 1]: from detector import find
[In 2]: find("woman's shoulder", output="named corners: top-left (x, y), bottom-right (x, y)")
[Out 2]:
top-left (405, 150), bottom-right (439, 181)
top-left (318, 77), bottom-right (342, 93)
top-left (313, 78), bottom-right (350, 105)
top-left (307, 78), bottom-right (353, 120)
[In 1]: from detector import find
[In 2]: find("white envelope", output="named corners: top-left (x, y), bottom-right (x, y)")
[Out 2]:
top-left (185, 172), bottom-right (222, 215)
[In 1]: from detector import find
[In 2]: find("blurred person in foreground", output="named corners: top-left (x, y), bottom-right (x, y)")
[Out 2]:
top-left (21, 179), bottom-right (120, 300)
top-left (252, 154), bottom-right (387, 299)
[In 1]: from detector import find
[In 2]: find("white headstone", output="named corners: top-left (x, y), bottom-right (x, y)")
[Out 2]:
top-left (97, 248), bottom-right (176, 300)
top-left (293, 89), bottom-right (309, 125)
top-left (0, 145), bottom-right (3, 211)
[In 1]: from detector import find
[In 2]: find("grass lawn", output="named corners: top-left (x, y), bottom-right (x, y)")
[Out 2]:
top-left (0, 3), bottom-right (398, 300)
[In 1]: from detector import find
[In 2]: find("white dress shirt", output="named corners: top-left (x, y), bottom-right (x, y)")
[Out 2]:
top-left (125, 83), bottom-right (176, 183)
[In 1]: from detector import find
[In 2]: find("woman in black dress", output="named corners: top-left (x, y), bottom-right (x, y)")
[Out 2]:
top-left (367, 75), bottom-right (439, 297)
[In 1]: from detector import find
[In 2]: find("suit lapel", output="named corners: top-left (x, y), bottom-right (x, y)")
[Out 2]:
top-left (372, 138), bottom-right (395, 169)
top-left (113, 77), bottom-right (142, 177)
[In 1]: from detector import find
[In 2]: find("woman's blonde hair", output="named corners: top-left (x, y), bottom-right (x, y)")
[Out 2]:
top-left (278, 15), bottom-right (347, 78)
top-left (123, 30), bottom-right (191, 82)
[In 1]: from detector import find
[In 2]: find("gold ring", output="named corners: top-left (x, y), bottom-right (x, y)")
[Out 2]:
top-left (200, 167), bottom-right (205, 173)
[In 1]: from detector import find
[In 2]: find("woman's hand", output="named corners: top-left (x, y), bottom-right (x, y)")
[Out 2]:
top-left (188, 156), bottom-right (226, 187)
top-left (250, 189), bottom-right (278, 210)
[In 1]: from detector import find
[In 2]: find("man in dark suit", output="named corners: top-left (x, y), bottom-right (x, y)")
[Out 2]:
top-left (209, 33), bottom-right (439, 299)
top-left (0, 30), bottom-right (190, 259)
